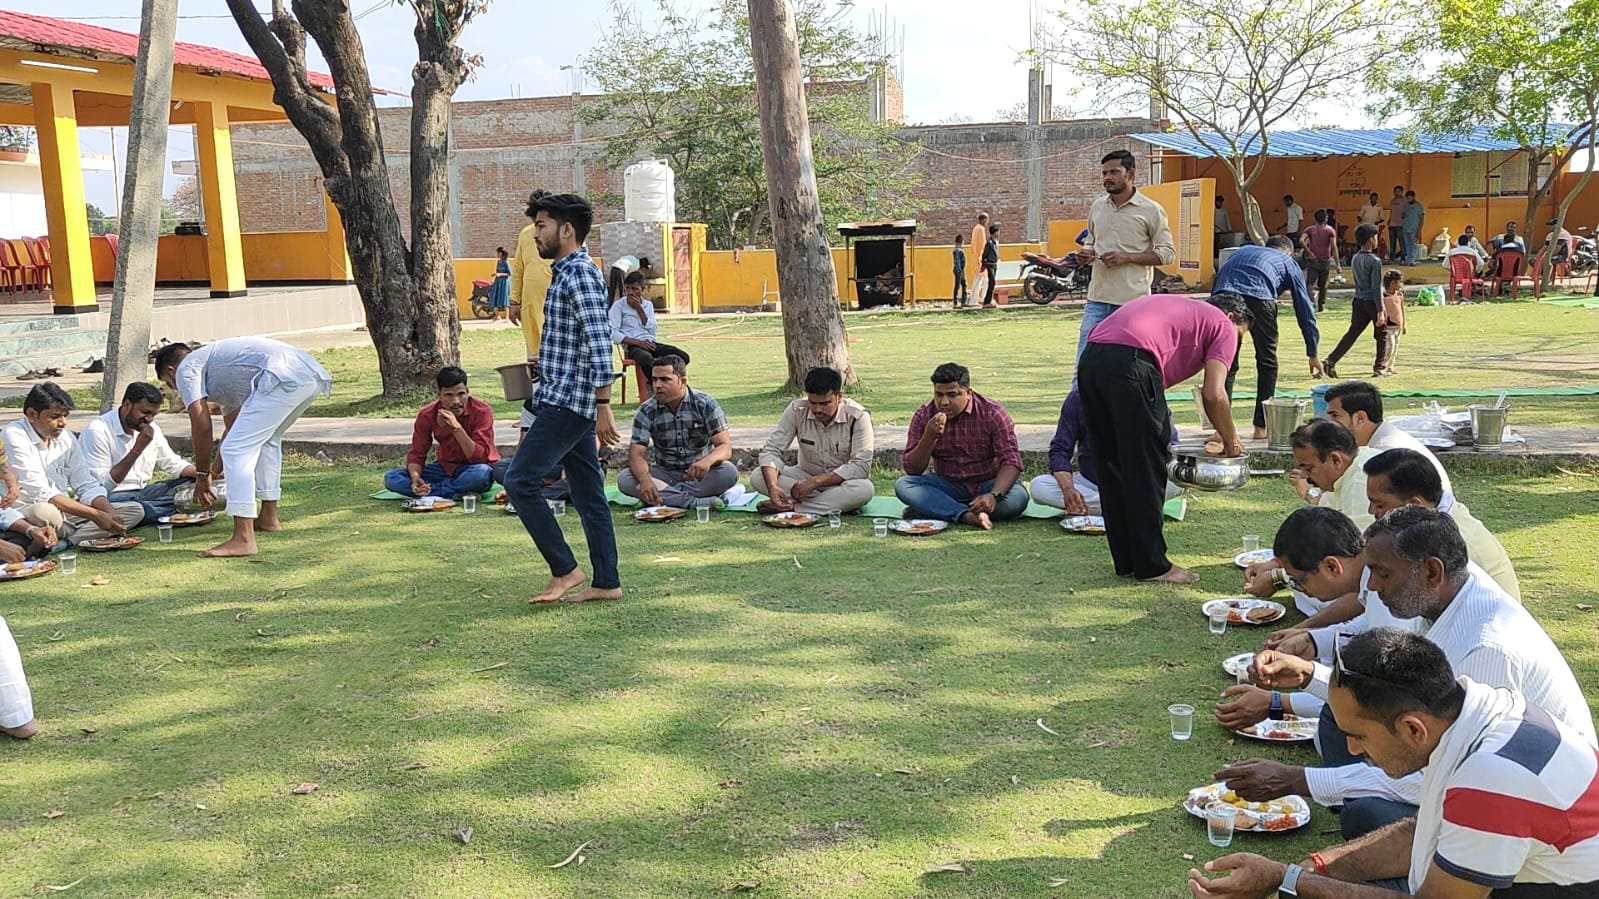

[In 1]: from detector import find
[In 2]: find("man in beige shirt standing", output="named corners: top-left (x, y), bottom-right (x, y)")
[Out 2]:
top-left (754, 367), bottom-right (875, 515)
top-left (1074, 149), bottom-right (1176, 364)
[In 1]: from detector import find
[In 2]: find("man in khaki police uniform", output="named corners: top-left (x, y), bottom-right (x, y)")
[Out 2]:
top-left (754, 367), bottom-right (875, 516)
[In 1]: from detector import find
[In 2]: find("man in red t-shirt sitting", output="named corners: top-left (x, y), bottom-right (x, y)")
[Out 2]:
top-left (1301, 208), bottom-right (1342, 312)
top-left (383, 366), bottom-right (501, 500)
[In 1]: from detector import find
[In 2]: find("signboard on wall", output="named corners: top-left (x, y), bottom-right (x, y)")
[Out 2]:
top-left (1177, 181), bottom-right (1203, 272)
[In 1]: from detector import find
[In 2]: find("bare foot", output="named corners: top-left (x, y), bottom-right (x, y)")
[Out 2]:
top-left (529, 569), bottom-right (587, 604)
top-left (2, 718), bottom-right (38, 739)
top-left (1139, 564), bottom-right (1199, 585)
top-left (1252, 427), bottom-right (1268, 440)
top-left (200, 537), bottom-right (258, 558)
top-left (562, 587), bottom-right (622, 603)
top-left (958, 511), bottom-right (993, 530)
top-left (256, 517), bottom-right (283, 532)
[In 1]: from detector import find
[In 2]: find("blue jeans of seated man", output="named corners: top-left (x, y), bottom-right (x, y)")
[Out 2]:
top-left (1317, 703), bottom-right (1418, 840)
top-left (894, 472), bottom-right (1029, 523)
top-left (1072, 300), bottom-right (1121, 386)
top-left (383, 462), bottom-right (493, 500)
top-left (491, 458), bottom-right (570, 501)
top-left (110, 477), bottom-right (194, 526)
top-left (503, 403), bottom-right (619, 589)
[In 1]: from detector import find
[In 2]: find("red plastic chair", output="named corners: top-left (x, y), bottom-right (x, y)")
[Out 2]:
top-left (1489, 248), bottom-right (1543, 300)
top-left (22, 237), bottom-right (50, 290)
top-left (2, 240), bottom-right (39, 293)
top-left (615, 346), bottom-right (649, 405)
top-left (1446, 253), bottom-right (1485, 303)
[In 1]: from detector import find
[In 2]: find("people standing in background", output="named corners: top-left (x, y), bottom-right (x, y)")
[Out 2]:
top-left (1074, 149), bottom-right (1176, 364)
top-left (1322, 224), bottom-right (1389, 379)
top-left (1280, 195), bottom-right (1304, 247)
top-left (1400, 190), bottom-right (1425, 264)
top-left (951, 234), bottom-right (968, 307)
top-left (1379, 269), bottom-right (1405, 375)
top-left (1213, 195), bottom-right (1232, 235)
top-left (1300, 209), bottom-right (1341, 312)
top-left (1357, 192), bottom-right (1383, 230)
top-left (980, 223), bottom-right (1000, 308)
top-left (969, 212), bottom-right (989, 301)
top-left (1387, 185), bottom-right (1407, 262)
top-left (490, 246), bottom-right (512, 323)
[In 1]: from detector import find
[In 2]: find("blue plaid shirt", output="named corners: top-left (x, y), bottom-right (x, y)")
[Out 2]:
top-left (536, 247), bottom-right (614, 419)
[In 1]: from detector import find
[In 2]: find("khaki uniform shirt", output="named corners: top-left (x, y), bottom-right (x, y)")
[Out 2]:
top-left (758, 397), bottom-right (874, 482)
top-left (1083, 189), bottom-right (1176, 305)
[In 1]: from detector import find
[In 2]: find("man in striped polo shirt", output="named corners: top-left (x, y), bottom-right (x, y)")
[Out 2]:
top-left (1189, 628), bottom-right (1599, 898)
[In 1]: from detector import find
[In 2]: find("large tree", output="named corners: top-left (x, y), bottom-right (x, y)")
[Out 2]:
top-left (578, 0), bottom-right (919, 250)
top-left (226, 0), bottom-right (483, 396)
top-left (1372, 0), bottom-right (1599, 284)
top-left (1048, 0), bottom-right (1388, 243)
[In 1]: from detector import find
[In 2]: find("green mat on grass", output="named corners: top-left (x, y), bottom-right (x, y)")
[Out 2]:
top-left (606, 486), bottom-right (1189, 521)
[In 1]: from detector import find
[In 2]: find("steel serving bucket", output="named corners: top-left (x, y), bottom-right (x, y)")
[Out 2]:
top-left (1263, 397), bottom-right (1308, 451)
top-left (1468, 404), bottom-right (1509, 450)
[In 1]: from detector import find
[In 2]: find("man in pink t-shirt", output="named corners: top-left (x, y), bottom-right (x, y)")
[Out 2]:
top-left (1078, 294), bottom-right (1251, 583)
top-left (1301, 208), bottom-right (1342, 313)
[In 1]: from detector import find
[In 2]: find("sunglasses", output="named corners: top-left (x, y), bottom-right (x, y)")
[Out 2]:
top-left (1332, 632), bottom-right (1408, 691)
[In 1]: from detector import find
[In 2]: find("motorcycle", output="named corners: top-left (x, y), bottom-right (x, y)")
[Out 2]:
top-left (1569, 235), bottom-right (1597, 277)
top-left (1019, 251), bottom-right (1091, 304)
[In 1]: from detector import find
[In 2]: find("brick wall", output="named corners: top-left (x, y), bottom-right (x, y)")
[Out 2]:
top-left (231, 95), bottom-right (1151, 258)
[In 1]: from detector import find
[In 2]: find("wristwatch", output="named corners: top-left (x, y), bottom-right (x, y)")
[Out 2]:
top-left (1305, 486), bottom-right (1324, 503)
top-left (1280, 863), bottom-right (1304, 896)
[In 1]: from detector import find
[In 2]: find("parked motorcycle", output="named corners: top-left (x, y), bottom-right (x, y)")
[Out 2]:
top-left (1570, 235), bottom-right (1597, 277)
top-left (1019, 251), bottom-right (1091, 304)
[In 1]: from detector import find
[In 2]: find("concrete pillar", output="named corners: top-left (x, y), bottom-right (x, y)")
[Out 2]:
top-left (194, 100), bottom-right (247, 297)
top-left (30, 81), bottom-right (96, 313)
top-left (445, 115), bottom-right (465, 257)
top-left (1025, 125), bottom-right (1045, 243)
top-left (570, 93), bottom-right (586, 194)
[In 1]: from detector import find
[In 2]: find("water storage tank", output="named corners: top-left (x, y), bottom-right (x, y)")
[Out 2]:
top-left (624, 159), bottom-right (676, 223)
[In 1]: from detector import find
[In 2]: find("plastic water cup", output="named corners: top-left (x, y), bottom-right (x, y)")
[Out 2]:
top-left (157, 524), bottom-right (174, 543)
top-left (828, 509), bottom-right (842, 529)
top-left (1242, 534), bottom-right (1261, 553)
top-left (1237, 661), bottom-right (1253, 685)
top-left (462, 495), bottom-right (478, 514)
top-left (1168, 703), bottom-right (1195, 741)
top-left (58, 552), bottom-right (78, 575)
top-left (696, 504), bottom-right (711, 524)
top-left (873, 518), bottom-right (889, 538)
top-left (1209, 606), bottom-right (1229, 635)
top-left (549, 499), bottom-right (566, 517)
top-left (1205, 802), bottom-right (1238, 847)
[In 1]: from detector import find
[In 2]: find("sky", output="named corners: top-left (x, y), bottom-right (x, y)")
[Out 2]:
top-left (12, 0), bottom-right (1372, 211)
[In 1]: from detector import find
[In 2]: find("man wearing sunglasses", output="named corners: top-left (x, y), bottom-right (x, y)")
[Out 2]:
top-left (1215, 507), bottom-right (1592, 841)
top-left (1190, 629), bottom-right (1599, 898)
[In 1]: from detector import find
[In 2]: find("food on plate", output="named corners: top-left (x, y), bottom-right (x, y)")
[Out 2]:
top-left (1245, 606), bottom-right (1279, 622)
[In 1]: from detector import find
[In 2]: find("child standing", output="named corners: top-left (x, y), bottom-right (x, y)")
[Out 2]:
top-left (1378, 269), bottom-right (1405, 375)
top-left (951, 234), bottom-right (968, 307)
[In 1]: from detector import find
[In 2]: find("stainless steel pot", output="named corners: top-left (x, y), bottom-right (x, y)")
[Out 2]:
top-left (1167, 443), bottom-right (1250, 492)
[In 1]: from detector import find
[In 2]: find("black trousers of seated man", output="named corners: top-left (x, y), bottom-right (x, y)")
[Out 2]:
top-left (624, 342), bottom-right (692, 374)
top-left (1219, 293), bottom-right (1280, 431)
top-left (1078, 342), bottom-right (1174, 579)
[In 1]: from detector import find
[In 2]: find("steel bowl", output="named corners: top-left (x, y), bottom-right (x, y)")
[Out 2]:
top-left (1167, 443), bottom-right (1250, 492)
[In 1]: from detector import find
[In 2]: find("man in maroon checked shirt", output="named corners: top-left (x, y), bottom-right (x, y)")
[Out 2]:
top-left (382, 366), bottom-right (501, 500)
top-left (895, 362), bottom-right (1028, 529)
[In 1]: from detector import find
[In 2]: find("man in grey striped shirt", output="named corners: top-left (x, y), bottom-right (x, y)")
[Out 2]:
top-left (1219, 505), bottom-right (1593, 839)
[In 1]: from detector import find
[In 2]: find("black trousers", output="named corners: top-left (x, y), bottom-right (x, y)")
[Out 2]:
top-left (1079, 343), bottom-right (1173, 579)
top-left (981, 263), bottom-right (997, 304)
top-left (952, 268), bottom-right (967, 304)
top-left (0, 531), bottom-right (45, 560)
top-left (1387, 226), bottom-right (1404, 260)
top-left (1305, 259), bottom-right (1330, 311)
top-left (1221, 294), bottom-right (1280, 430)
top-left (624, 342), bottom-right (691, 372)
top-left (1323, 298), bottom-right (1388, 373)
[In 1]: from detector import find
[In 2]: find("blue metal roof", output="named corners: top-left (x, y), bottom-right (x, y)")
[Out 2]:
top-left (1128, 126), bottom-right (1536, 159)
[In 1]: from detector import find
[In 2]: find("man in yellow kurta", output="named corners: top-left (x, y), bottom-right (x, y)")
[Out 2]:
top-left (508, 212), bottom-right (552, 365)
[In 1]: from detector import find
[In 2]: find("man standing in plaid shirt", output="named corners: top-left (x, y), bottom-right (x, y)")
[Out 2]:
top-left (894, 362), bottom-right (1028, 529)
top-left (503, 191), bottom-right (622, 605)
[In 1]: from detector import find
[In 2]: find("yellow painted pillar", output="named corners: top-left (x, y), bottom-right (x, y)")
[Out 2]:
top-left (323, 188), bottom-right (352, 281)
top-left (30, 81), bottom-right (95, 314)
top-left (194, 100), bottom-right (247, 297)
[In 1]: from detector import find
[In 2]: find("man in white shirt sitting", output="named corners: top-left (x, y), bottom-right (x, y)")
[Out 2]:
top-left (0, 383), bottom-right (142, 545)
top-left (1364, 448), bottom-right (1517, 600)
top-left (1442, 233), bottom-right (1488, 274)
top-left (609, 271), bottom-right (690, 400)
top-left (1217, 506), bottom-right (1594, 841)
top-left (75, 382), bottom-right (197, 526)
top-left (1190, 628), bottom-right (1599, 899)
top-left (1323, 380), bottom-right (1450, 493)
top-left (0, 615), bottom-right (37, 740)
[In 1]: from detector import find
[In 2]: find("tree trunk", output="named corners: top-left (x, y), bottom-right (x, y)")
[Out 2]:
top-left (407, 7), bottom-right (465, 372)
top-left (226, 0), bottom-right (456, 396)
top-left (1239, 189), bottom-right (1268, 245)
top-left (748, 0), bottom-right (854, 389)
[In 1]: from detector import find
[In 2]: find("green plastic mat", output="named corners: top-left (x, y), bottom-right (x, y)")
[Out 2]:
top-left (1542, 295), bottom-right (1599, 308)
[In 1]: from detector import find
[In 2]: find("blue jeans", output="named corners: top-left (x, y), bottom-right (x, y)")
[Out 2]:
top-left (893, 472), bottom-right (1029, 522)
top-left (1317, 704), bottom-right (1418, 839)
top-left (503, 404), bottom-right (619, 589)
top-left (1401, 227), bottom-right (1420, 264)
top-left (110, 477), bottom-right (193, 526)
top-left (383, 462), bottom-right (493, 501)
top-left (1073, 301), bottom-right (1121, 386)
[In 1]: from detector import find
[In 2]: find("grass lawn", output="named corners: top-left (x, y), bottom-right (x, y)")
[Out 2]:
top-left (3, 459), bottom-right (1597, 897)
top-left (306, 299), bottom-right (1599, 430)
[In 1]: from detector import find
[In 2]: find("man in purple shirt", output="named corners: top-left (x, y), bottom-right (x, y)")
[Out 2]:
top-left (895, 363), bottom-right (1027, 529)
top-left (1029, 387), bottom-right (1180, 515)
top-left (1079, 294), bottom-right (1251, 583)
